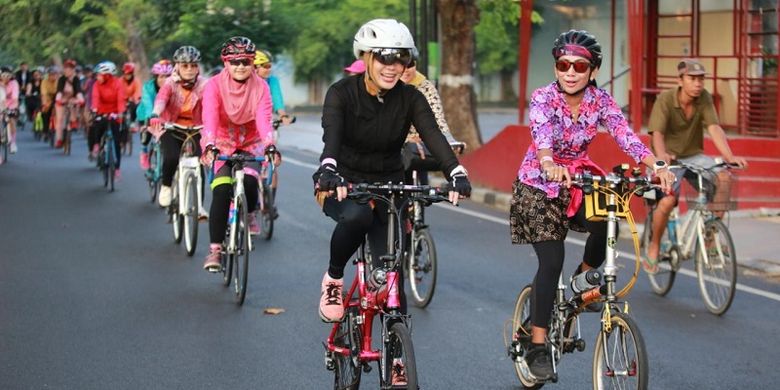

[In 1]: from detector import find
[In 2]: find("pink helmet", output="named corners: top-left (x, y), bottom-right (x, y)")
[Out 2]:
top-left (151, 59), bottom-right (173, 76)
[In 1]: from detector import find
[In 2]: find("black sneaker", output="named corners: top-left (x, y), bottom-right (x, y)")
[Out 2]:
top-left (525, 345), bottom-right (554, 381)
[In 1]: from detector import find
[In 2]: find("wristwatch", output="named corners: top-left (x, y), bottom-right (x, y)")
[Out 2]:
top-left (653, 160), bottom-right (668, 173)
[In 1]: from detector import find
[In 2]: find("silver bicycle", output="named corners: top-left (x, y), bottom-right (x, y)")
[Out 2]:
top-left (641, 161), bottom-right (740, 315)
top-left (166, 124), bottom-right (205, 257)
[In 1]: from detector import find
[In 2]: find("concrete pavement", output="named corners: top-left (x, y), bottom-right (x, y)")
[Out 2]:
top-left (277, 111), bottom-right (780, 278)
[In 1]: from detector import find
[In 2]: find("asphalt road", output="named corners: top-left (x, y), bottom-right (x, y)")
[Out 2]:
top-left (2, 130), bottom-right (780, 389)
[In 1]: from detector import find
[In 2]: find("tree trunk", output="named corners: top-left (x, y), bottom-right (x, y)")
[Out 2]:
top-left (436, 0), bottom-right (482, 151)
top-left (125, 22), bottom-right (150, 82)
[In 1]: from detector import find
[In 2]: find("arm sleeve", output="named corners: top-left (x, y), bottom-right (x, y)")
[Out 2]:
top-left (136, 81), bottom-right (155, 122)
top-left (200, 79), bottom-right (219, 149)
top-left (320, 85), bottom-right (344, 163)
top-left (91, 83), bottom-right (100, 110)
top-left (418, 80), bottom-right (450, 134)
top-left (268, 76), bottom-right (285, 113)
top-left (411, 89), bottom-right (458, 175)
top-left (153, 81), bottom-right (172, 116)
top-left (253, 79), bottom-right (274, 152)
top-left (528, 88), bottom-right (554, 151)
top-left (600, 92), bottom-right (652, 163)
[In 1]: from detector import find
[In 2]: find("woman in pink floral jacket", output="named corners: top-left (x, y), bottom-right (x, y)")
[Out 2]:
top-left (510, 30), bottom-right (675, 380)
top-left (199, 36), bottom-right (278, 272)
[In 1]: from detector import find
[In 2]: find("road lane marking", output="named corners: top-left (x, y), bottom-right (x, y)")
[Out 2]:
top-left (433, 203), bottom-right (780, 303)
top-left (287, 156), bottom-right (780, 303)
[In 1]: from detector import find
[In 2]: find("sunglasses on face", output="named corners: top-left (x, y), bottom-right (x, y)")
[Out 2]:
top-left (179, 63), bottom-right (199, 69)
top-left (255, 63), bottom-right (271, 69)
top-left (372, 48), bottom-right (413, 67)
top-left (555, 60), bottom-right (592, 73)
top-left (229, 58), bottom-right (253, 67)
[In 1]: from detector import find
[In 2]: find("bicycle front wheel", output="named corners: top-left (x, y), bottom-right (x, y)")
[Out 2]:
top-left (63, 129), bottom-right (71, 156)
top-left (333, 307), bottom-right (362, 390)
top-left (382, 322), bottom-right (418, 390)
top-left (641, 211), bottom-right (676, 296)
top-left (107, 143), bottom-right (115, 192)
top-left (408, 227), bottom-right (437, 308)
top-left (592, 312), bottom-right (648, 390)
top-left (148, 146), bottom-right (159, 203)
top-left (171, 174), bottom-right (183, 243)
top-left (183, 172), bottom-right (199, 257)
top-left (233, 193), bottom-right (250, 305)
top-left (695, 218), bottom-right (737, 315)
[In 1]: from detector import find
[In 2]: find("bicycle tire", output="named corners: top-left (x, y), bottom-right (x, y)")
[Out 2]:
top-left (592, 311), bottom-right (648, 390)
top-left (183, 172), bottom-right (199, 257)
top-left (101, 143), bottom-right (108, 187)
top-left (333, 307), bottom-right (362, 390)
top-left (695, 218), bottom-right (737, 315)
top-left (259, 182), bottom-right (274, 240)
top-left (407, 227), bottom-right (437, 308)
top-left (108, 141), bottom-right (115, 192)
top-left (148, 146), bottom-right (159, 203)
top-left (641, 210), bottom-right (677, 296)
top-left (222, 245), bottom-right (233, 287)
top-left (382, 322), bottom-right (418, 390)
top-left (234, 193), bottom-right (250, 305)
top-left (126, 129), bottom-right (133, 156)
top-left (171, 173), bottom-right (183, 243)
top-left (1, 126), bottom-right (7, 165)
top-left (63, 129), bottom-right (71, 156)
top-left (511, 285), bottom-right (544, 390)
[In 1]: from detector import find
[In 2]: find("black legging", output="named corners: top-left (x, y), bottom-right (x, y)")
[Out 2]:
top-left (160, 131), bottom-right (201, 187)
top-left (530, 205), bottom-right (611, 328)
top-left (209, 164), bottom-right (259, 244)
top-left (89, 117), bottom-right (122, 169)
top-left (322, 197), bottom-right (407, 314)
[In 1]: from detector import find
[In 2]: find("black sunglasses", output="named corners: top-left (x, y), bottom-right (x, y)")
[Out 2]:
top-left (372, 48), bottom-right (413, 67)
top-left (229, 58), bottom-right (253, 67)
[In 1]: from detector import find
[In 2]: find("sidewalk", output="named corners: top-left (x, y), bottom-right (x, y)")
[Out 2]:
top-left (278, 113), bottom-right (780, 278)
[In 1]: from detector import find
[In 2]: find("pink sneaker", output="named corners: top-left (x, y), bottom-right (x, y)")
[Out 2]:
top-left (114, 169), bottom-right (121, 182)
top-left (391, 360), bottom-right (408, 386)
top-left (203, 245), bottom-right (222, 272)
top-left (139, 151), bottom-right (150, 170)
top-left (319, 272), bottom-right (344, 322)
top-left (249, 212), bottom-right (260, 235)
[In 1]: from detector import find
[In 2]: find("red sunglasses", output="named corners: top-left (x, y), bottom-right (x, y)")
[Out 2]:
top-left (555, 60), bottom-right (592, 73)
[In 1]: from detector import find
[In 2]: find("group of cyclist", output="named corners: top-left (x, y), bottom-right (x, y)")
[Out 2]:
top-left (1, 16), bottom-right (750, 388)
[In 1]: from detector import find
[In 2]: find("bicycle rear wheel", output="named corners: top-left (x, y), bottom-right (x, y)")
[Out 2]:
top-left (183, 171), bottom-right (199, 257)
top-left (333, 307), bottom-right (362, 390)
top-left (592, 312), bottom-right (648, 390)
top-left (1, 127), bottom-right (7, 165)
top-left (63, 129), bottom-right (71, 156)
top-left (695, 218), bottom-right (737, 315)
top-left (382, 322), bottom-right (418, 390)
top-left (510, 285), bottom-right (544, 389)
top-left (259, 183), bottom-right (274, 240)
top-left (407, 227), bottom-right (437, 308)
top-left (641, 210), bottom-right (677, 296)
top-left (233, 193), bottom-right (250, 305)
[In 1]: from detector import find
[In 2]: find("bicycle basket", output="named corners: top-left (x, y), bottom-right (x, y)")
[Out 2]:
top-left (681, 169), bottom-right (738, 211)
top-left (584, 182), bottom-right (630, 221)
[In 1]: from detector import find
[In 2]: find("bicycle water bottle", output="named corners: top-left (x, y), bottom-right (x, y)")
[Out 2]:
top-left (571, 269), bottom-right (602, 294)
top-left (228, 201), bottom-right (236, 224)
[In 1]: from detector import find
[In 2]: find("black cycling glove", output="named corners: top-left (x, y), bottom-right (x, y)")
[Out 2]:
top-left (450, 171), bottom-right (472, 197)
top-left (316, 163), bottom-right (346, 191)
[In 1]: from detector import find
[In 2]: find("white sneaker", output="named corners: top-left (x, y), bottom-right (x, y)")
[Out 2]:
top-left (158, 185), bottom-right (172, 207)
top-left (10, 142), bottom-right (17, 154)
top-left (198, 206), bottom-right (209, 221)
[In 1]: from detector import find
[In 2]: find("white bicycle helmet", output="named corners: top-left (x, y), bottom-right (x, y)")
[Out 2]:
top-left (353, 19), bottom-right (417, 59)
top-left (95, 61), bottom-right (117, 75)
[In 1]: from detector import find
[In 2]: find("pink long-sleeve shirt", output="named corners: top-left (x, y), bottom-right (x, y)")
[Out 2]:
top-left (151, 77), bottom-right (207, 138)
top-left (200, 76), bottom-right (274, 172)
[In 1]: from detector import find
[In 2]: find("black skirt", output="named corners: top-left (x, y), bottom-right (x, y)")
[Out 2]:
top-left (509, 179), bottom-right (586, 245)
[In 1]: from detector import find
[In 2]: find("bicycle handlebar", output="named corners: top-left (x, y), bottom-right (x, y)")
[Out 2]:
top-left (163, 123), bottom-right (203, 132)
top-left (272, 115), bottom-right (296, 130)
top-left (346, 183), bottom-right (452, 204)
top-left (668, 161), bottom-right (741, 173)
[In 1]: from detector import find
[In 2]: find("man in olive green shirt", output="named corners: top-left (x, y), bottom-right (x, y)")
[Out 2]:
top-left (645, 59), bottom-right (747, 272)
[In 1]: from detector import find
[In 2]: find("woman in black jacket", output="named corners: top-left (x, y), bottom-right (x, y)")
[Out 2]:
top-left (314, 18), bottom-right (472, 325)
